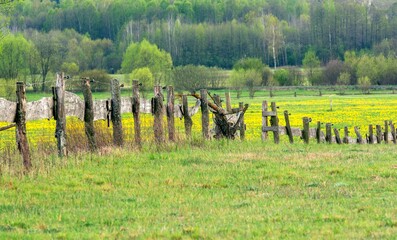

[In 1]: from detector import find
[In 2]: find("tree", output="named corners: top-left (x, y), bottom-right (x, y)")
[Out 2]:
top-left (303, 49), bottom-right (320, 83)
top-left (357, 76), bottom-right (371, 94)
top-left (0, 34), bottom-right (32, 79)
top-left (336, 72), bottom-right (351, 95)
top-left (229, 68), bottom-right (262, 98)
top-left (121, 39), bottom-right (172, 86)
top-left (130, 67), bottom-right (154, 97)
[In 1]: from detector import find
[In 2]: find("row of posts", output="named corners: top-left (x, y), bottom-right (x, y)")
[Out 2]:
top-left (262, 101), bottom-right (397, 144)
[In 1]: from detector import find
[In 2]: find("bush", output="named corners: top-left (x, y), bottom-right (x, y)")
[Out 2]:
top-left (79, 69), bottom-right (111, 92)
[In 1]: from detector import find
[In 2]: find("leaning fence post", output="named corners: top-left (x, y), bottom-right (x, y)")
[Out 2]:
top-left (390, 121), bottom-right (396, 144)
top-left (15, 82), bottom-right (32, 171)
top-left (302, 117), bottom-right (310, 144)
top-left (166, 86), bottom-right (175, 142)
top-left (284, 110), bottom-right (293, 143)
top-left (325, 123), bottom-right (332, 144)
top-left (384, 120), bottom-right (389, 143)
top-left (111, 79), bottom-right (123, 147)
top-left (368, 125), bottom-right (374, 144)
top-left (262, 101), bottom-right (268, 141)
top-left (132, 80), bottom-right (141, 147)
top-left (153, 86), bottom-right (164, 144)
top-left (334, 128), bottom-right (342, 144)
top-left (239, 102), bottom-right (246, 140)
top-left (200, 89), bottom-right (210, 140)
top-left (343, 126), bottom-right (349, 144)
top-left (54, 72), bottom-right (67, 157)
top-left (82, 78), bottom-right (96, 151)
top-left (376, 125), bottom-right (382, 144)
top-left (316, 121), bottom-right (322, 143)
top-left (182, 94), bottom-right (192, 138)
top-left (354, 126), bottom-right (364, 144)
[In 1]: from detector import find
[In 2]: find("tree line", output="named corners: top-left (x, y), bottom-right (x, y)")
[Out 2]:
top-left (1, 0), bottom-right (397, 92)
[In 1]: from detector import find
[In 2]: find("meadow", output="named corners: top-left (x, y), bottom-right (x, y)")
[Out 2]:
top-left (0, 88), bottom-right (397, 239)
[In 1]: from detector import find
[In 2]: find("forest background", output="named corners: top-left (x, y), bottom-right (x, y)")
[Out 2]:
top-left (1, 0), bottom-right (397, 95)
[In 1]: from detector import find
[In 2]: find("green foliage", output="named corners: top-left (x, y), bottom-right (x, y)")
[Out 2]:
top-left (0, 34), bottom-right (32, 79)
top-left (357, 76), bottom-right (371, 94)
top-left (233, 58), bottom-right (264, 72)
top-left (274, 69), bottom-right (291, 86)
top-left (230, 68), bottom-right (262, 98)
top-left (130, 67), bottom-right (154, 94)
top-left (121, 39), bottom-right (172, 85)
top-left (61, 62), bottom-right (80, 77)
top-left (336, 72), bottom-right (351, 95)
top-left (172, 65), bottom-right (212, 91)
top-left (79, 69), bottom-right (111, 92)
top-left (303, 49), bottom-right (321, 83)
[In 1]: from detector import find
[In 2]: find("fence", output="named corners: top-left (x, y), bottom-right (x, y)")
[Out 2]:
top-left (262, 101), bottom-right (397, 145)
top-left (0, 73), bottom-right (247, 171)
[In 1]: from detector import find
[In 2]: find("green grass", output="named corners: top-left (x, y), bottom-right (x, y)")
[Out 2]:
top-left (0, 141), bottom-right (396, 239)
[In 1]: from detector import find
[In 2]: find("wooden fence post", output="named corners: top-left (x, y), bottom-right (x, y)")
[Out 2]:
top-left (334, 128), bottom-right (342, 144)
top-left (111, 79), bottom-right (123, 147)
top-left (239, 102), bottom-right (245, 140)
top-left (284, 110), bottom-right (293, 143)
top-left (132, 80), bottom-right (141, 147)
top-left (376, 125), bottom-right (382, 144)
top-left (271, 102), bottom-right (279, 144)
top-left (325, 123), bottom-right (332, 144)
top-left (214, 94), bottom-right (222, 107)
top-left (343, 126), bottom-right (349, 144)
top-left (166, 86), bottom-right (175, 142)
top-left (302, 117), bottom-right (310, 144)
top-left (225, 92), bottom-right (232, 113)
top-left (384, 120), bottom-right (389, 143)
top-left (153, 86), bottom-right (164, 144)
top-left (82, 78), bottom-right (96, 151)
top-left (262, 101), bottom-right (268, 141)
top-left (354, 127), bottom-right (364, 144)
top-left (390, 121), bottom-right (396, 144)
top-left (182, 94), bottom-right (192, 138)
top-left (15, 82), bottom-right (32, 171)
top-left (368, 125), bottom-right (374, 144)
top-left (316, 121), bottom-right (322, 143)
top-left (200, 89), bottom-right (210, 140)
top-left (54, 72), bottom-right (67, 157)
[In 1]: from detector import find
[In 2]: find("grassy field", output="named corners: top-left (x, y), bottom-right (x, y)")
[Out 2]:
top-left (0, 141), bottom-right (396, 239)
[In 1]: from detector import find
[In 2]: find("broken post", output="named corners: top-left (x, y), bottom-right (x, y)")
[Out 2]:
top-left (284, 110), bottom-right (293, 143)
top-left (262, 101), bottom-right (268, 141)
top-left (376, 125), bottom-right (382, 144)
top-left (200, 89), bottom-right (210, 140)
top-left (271, 102), bottom-right (279, 144)
top-left (166, 86), bottom-right (175, 142)
top-left (334, 128), bottom-right (342, 144)
top-left (152, 86), bottom-right (164, 144)
top-left (368, 125), bottom-right (374, 144)
top-left (15, 82), bottom-right (32, 171)
top-left (384, 120), bottom-right (389, 143)
top-left (54, 72), bottom-right (67, 157)
top-left (182, 94), bottom-right (192, 138)
top-left (82, 78), bottom-right (96, 151)
top-left (111, 79), bottom-right (123, 147)
top-left (390, 121), bottom-right (396, 144)
top-left (316, 121), bottom-right (322, 144)
top-left (354, 126), bottom-right (364, 144)
top-left (132, 80), bottom-right (142, 147)
top-left (225, 92), bottom-right (232, 113)
top-left (343, 126), bottom-right (349, 144)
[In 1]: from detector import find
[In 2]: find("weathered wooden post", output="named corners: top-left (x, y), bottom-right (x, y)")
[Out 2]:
top-left (82, 78), bottom-right (96, 151)
top-left (262, 101), bottom-right (268, 141)
top-left (54, 72), bottom-right (67, 157)
top-left (384, 120), bottom-right (389, 143)
top-left (325, 123), bottom-right (332, 144)
top-left (182, 94), bottom-right (192, 138)
top-left (271, 102), bottom-right (279, 144)
top-left (15, 82), bottom-right (32, 171)
top-left (153, 86), bottom-right (164, 144)
top-left (111, 79), bottom-right (123, 147)
top-left (214, 94), bottom-right (222, 107)
top-left (302, 117), bottom-right (310, 144)
top-left (390, 121), bottom-right (396, 144)
top-left (166, 86), bottom-right (175, 142)
top-left (368, 125), bottom-right (375, 144)
top-left (225, 92), bottom-right (232, 113)
top-left (316, 121), bottom-right (322, 143)
top-left (239, 102), bottom-right (245, 140)
top-left (343, 126), bottom-right (349, 144)
top-left (132, 80), bottom-right (141, 147)
top-left (284, 110), bottom-right (293, 143)
top-left (376, 125), bottom-right (382, 144)
top-left (200, 89), bottom-right (210, 140)
top-left (354, 126), bottom-right (364, 144)
top-left (334, 128), bottom-right (342, 144)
